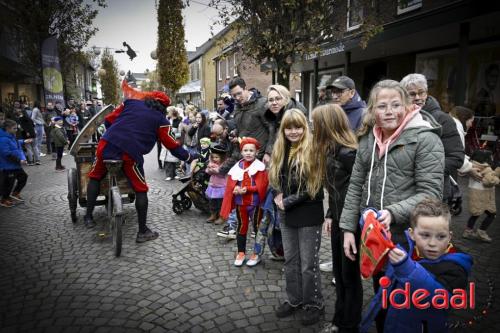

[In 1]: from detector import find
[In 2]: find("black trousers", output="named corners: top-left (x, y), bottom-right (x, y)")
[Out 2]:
top-left (1, 169), bottom-right (28, 199)
top-left (331, 223), bottom-right (363, 332)
top-left (55, 146), bottom-right (64, 168)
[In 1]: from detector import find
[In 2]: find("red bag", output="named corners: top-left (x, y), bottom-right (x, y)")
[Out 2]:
top-left (359, 209), bottom-right (395, 279)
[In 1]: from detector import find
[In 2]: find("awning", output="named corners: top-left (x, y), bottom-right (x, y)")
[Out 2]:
top-left (177, 80), bottom-right (201, 94)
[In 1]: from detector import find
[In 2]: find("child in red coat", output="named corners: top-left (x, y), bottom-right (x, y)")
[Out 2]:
top-left (220, 137), bottom-right (268, 266)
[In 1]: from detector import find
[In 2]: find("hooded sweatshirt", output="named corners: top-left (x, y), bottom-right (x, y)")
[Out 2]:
top-left (342, 91), bottom-right (366, 132)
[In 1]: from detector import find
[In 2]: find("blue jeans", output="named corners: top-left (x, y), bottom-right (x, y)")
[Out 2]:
top-left (281, 220), bottom-right (323, 309)
top-left (35, 124), bottom-right (44, 154)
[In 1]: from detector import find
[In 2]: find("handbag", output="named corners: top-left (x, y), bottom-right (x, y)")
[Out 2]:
top-left (359, 209), bottom-right (395, 279)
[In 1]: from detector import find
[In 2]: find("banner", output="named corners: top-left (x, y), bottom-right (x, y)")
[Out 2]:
top-left (41, 36), bottom-right (65, 105)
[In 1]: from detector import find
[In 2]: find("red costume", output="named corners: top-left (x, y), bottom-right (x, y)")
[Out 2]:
top-left (220, 138), bottom-right (268, 253)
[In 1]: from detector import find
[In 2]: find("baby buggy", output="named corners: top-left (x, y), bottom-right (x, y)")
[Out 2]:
top-left (172, 164), bottom-right (210, 215)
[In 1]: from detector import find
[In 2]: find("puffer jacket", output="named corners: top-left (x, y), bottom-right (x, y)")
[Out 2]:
top-left (232, 88), bottom-right (271, 158)
top-left (265, 98), bottom-right (308, 154)
top-left (422, 96), bottom-right (464, 179)
top-left (339, 111), bottom-right (445, 245)
top-left (0, 128), bottom-right (26, 171)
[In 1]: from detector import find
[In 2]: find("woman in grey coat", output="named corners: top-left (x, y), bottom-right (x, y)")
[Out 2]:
top-left (340, 80), bottom-right (445, 331)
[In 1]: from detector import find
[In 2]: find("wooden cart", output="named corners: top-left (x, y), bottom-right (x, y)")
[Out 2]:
top-left (67, 105), bottom-right (135, 256)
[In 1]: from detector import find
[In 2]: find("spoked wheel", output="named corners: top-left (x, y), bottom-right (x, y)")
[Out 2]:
top-left (67, 168), bottom-right (78, 223)
top-left (111, 187), bottom-right (123, 257)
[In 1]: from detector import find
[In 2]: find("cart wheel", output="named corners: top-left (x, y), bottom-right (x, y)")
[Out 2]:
top-left (111, 187), bottom-right (123, 257)
top-left (67, 168), bottom-right (78, 223)
top-left (173, 202), bottom-right (184, 215)
top-left (181, 197), bottom-right (192, 210)
top-left (113, 215), bottom-right (123, 257)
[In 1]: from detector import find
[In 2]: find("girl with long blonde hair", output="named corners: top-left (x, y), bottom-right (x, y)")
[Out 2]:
top-left (270, 108), bottom-right (325, 326)
top-left (311, 104), bottom-right (361, 332)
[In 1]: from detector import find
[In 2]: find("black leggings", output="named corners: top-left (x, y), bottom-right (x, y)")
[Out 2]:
top-left (331, 224), bottom-right (363, 332)
top-left (467, 211), bottom-right (495, 230)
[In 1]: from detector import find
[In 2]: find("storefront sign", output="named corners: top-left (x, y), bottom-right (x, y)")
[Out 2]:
top-left (41, 36), bottom-right (65, 105)
top-left (305, 43), bottom-right (345, 61)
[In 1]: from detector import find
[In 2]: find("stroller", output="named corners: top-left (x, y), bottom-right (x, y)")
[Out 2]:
top-left (172, 164), bottom-right (210, 215)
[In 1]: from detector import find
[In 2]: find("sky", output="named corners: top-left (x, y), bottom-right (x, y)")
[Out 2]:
top-left (87, 0), bottom-right (224, 74)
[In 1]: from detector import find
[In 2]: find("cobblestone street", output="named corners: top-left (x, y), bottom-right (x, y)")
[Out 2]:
top-left (1, 148), bottom-right (499, 333)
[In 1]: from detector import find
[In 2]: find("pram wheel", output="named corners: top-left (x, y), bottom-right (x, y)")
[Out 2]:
top-left (450, 206), bottom-right (462, 216)
top-left (173, 202), bottom-right (184, 215)
top-left (181, 197), bottom-right (192, 210)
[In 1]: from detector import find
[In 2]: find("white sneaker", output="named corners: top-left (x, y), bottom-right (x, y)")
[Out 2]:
top-left (246, 254), bottom-right (261, 267)
top-left (217, 227), bottom-right (236, 239)
top-left (331, 277), bottom-right (336, 285)
top-left (174, 175), bottom-right (180, 180)
top-left (40, 153), bottom-right (46, 157)
top-left (165, 177), bottom-right (172, 181)
top-left (476, 229), bottom-right (492, 243)
top-left (320, 261), bottom-right (333, 272)
top-left (234, 252), bottom-right (245, 267)
top-left (63, 152), bottom-right (68, 156)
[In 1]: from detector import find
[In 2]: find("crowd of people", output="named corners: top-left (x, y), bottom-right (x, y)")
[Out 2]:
top-left (0, 98), bottom-right (102, 207)
top-left (0, 72), bottom-right (497, 331)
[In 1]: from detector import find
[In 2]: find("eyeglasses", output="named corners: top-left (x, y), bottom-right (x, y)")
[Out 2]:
top-left (408, 90), bottom-right (427, 98)
top-left (268, 96), bottom-right (283, 104)
top-left (374, 103), bottom-right (403, 113)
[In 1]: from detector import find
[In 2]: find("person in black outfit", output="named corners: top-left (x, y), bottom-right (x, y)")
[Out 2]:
top-left (312, 104), bottom-right (361, 333)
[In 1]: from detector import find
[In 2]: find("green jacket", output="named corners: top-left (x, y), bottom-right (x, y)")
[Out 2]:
top-left (51, 126), bottom-right (68, 148)
top-left (339, 111), bottom-right (445, 244)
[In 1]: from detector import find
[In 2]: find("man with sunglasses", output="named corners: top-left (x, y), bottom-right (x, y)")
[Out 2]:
top-left (326, 75), bottom-right (366, 132)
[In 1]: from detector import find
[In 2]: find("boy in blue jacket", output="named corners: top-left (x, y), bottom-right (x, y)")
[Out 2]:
top-left (0, 119), bottom-right (30, 207)
top-left (361, 198), bottom-right (473, 333)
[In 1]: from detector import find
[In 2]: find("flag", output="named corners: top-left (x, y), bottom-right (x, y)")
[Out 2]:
top-left (41, 36), bottom-right (65, 105)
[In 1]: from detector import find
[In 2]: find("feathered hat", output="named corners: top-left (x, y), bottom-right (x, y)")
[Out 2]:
top-left (121, 80), bottom-right (171, 106)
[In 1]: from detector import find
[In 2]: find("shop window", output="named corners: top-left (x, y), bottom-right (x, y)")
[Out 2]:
top-left (218, 60), bottom-right (222, 81)
top-left (397, 0), bottom-right (422, 15)
top-left (226, 58), bottom-right (230, 79)
top-left (347, 0), bottom-right (363, 31)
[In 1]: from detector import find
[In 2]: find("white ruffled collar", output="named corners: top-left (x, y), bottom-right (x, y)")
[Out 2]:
top-left (228, 159), bottom-right (265, 181)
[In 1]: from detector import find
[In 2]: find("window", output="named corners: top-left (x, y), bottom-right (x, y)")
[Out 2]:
top-left (218, 60), bottom-right (222, 81)
top-left (347, 0), bottom-right (363, 31)
top-left (233, 53), bottom-right (238, 76)
top-left (225, 58), bottom-right (230, 79)
top-left (397, 0), bottom-right (422, 15)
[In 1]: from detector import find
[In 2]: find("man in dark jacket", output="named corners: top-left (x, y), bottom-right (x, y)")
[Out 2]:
top-left (327, 76), bottom-right (366, 132)
top-left (228, 77), bottom-right (272, 162)
top-left (401, 74), bottom-right (464, 201)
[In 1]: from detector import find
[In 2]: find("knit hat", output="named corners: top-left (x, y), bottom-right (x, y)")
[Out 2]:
top-left (200, 137), bottom-right (211, 146)
top-left (121, 80), bottom-right (171, 107)
top-left (239, 137), bottom-right (260, 151)
top-left (210, 143), bottom-right (227, 155)
top-left (52, 116), bottom-right (63, 122)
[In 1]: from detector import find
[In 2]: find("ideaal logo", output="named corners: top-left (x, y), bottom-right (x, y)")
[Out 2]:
top-left (379, 276), bottom-right (475, 310)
